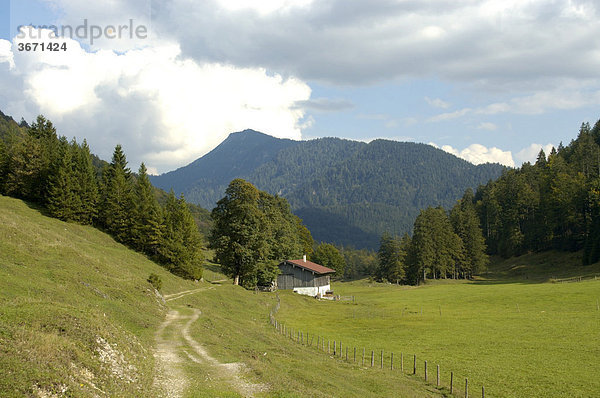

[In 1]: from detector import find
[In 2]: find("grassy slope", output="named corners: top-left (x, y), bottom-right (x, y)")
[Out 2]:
top-left (276, 253), bottom-right (600, 398)
top-left (0, 195), bottom-right (199, 396)
top-left (0, 195), bottom-right (438, 397)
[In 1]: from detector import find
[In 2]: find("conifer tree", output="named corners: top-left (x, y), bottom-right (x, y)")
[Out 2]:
top-left (0, 139), bottom-right (6, 192)
top-left (29, 115), bottom-right (59, 203)
top-left (132, 163), bottom-right (163, 255)
top-left (74, 139), bottom-right (98, 224)
top-left (160, 190), bottom-right (203, 279)
top-left (450, 189), bottom-right (489, 277)
top-left (377, 232), bottom-right (409, 283)
top-left (46, 138), bottom-right (76, 220)
top-left (408, 207), bottom-right (465, 284)
top-left (5, 134), bottom-right (44, 200)
top-left (98, 145), bottom-right (135, 243)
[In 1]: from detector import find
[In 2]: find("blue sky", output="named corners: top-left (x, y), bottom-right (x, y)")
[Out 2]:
top-left (1, 0), bottom-right (599, 173)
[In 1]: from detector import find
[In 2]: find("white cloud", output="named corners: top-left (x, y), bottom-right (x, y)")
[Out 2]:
top-left (1, 33), bottom-right (311, 173)
top-left (477, 122), bottom-right (498, 131)
top-left (428, 108), bottom-right (471, 122)
top-left (439, 143), bottom-right (515, 167)
top-left (515, 143), bottom-right (555, 165)
top-left (425, 97), bottom-right (450, 109)
top-left (0, 40), bottom-right (14, 68)
top-left (428, 84), bottom-right (600, 122)
top-left (214, 0), bottom-right (315, 15)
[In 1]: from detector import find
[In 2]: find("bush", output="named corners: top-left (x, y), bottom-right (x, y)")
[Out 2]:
top-left (147, 273), bottom-right (162, 291)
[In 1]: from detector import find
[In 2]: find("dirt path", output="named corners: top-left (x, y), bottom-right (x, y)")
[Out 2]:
top-left (154, 290), bottom-right (266, 398)
top-left (164, 287), bottom-right (214, 302)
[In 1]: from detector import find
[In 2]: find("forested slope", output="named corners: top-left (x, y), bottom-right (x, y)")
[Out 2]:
top-left (152, 131), bottom-right (504, 249)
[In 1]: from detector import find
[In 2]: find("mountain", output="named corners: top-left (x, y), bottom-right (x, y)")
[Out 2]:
top-left (151, 131), bottom-right (506, 249)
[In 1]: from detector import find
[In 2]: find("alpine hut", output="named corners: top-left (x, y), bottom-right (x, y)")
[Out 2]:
top-left (276, 255), bottom-right (335, 297)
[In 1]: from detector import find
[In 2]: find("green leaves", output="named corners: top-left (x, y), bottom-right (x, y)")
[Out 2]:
top-left (210, 179), bottom-right (311, 288)
top-left (312, 242), bottom-right (346, 277)
top-left (408, 207), bottom-right (465, 284)
top-left (376, 232), bottom-right (407, 283)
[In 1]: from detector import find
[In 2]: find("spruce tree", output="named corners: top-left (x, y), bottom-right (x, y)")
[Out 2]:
top-left (132, 163), bottom-right (163, 255)
top-left (29, 115), bottom-right (59, 203)
top-left (5, 134), bottom-right (44, 200)
top-left (377, 232), bottom-right (408, 283)
top-left (74, 140), bottom-right (98, 224)
top-left (46, 138), bottom-right (76, 220)
top-left (0, 139), bottom-right (6, 192)
top-left (98, 145), bottom-right (135, 243)
top-left (160, 190), bottom-right (203, 279)
top-left (450, 189), bottom-right (489, 277)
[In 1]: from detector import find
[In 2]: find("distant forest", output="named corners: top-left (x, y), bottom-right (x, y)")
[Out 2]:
top-left (474, 121), bottom-right (600, 264)
top-left (151, 130), bottom-right (504, 249)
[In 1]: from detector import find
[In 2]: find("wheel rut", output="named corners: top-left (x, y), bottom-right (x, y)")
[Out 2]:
top-left (153, 289), bottom-right (266, 397)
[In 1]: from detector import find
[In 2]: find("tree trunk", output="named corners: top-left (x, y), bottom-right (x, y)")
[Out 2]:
top-left (234, 275), bottom-right (239, 285)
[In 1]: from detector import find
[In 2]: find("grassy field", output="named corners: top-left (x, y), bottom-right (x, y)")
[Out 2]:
top-left (276, 253), bottom-right (600, 397)
top-left (0, 195), bottom-right (203, 396)
top-left (0, 195), bottom-right (440, 397)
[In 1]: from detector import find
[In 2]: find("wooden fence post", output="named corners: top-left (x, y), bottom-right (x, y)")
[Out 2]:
top-left (340, 341), bottom-right (342, 357)
top-left (482, 385), bottom-right (485, 398)
top-left (328, 340), bottom-right (330, 354)
top-left (401, 353), bottom-right (404, 372)
top-left (450, 372), bottom-right (453, 393)
top-left (391, 352), bottom-right (394, 370)
top-left (334, 340), bottom-right (336, 355)
top-left (381, 350), bottom-right (383, 369)
top-left (362, 348), bottom-right (365, 366)
top-left (413, 355), bottom-right (416, 375)
top-left (425, 360), bottom-right (428, 381)
top-left (354, 347), bottom-right (356, 362)
top-left (371, 350), bottom-right (374, 367)
top-left (345, 346), bottom-right (348, 361)
top-left (465, 378), bottom-right (468, 398)
top-left (437, 364), bottom-right (440, 386)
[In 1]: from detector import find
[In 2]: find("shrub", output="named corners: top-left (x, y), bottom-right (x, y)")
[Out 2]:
top-left (147, 273), bottom-right (162, 291)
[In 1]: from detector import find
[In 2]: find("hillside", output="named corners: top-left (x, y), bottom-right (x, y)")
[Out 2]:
top-left (0, 195), bottom-right (203, 396)
top-left (0, 195), bottom-right (440, 397)
top-left (151, 131), bottom-right (504, 249)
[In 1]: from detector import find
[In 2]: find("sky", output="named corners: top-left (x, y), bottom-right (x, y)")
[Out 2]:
top-left (1, 0), bottom-right (599, 174)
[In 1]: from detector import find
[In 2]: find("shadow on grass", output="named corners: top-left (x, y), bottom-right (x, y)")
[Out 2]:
top-left (472, 251), bottom-right (600, 285)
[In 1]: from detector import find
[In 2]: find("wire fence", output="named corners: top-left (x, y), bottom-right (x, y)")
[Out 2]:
top-left (268, 293), bottom-right (486, 398)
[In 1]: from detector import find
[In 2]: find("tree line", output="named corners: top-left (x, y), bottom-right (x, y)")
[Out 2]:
top-left (474, 120), bottom-right (600, 264)
top-left (374, 117), bottom-right (600, 285)
top-left (0, 115), bottom-right (203, 279)
top-left (375, 189), bottom-right (488, 285)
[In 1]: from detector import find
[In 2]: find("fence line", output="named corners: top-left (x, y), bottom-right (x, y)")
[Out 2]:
top-left (268, 297), bottom-right (485, 397)
top-left (551, 275), bottom-right (599, 283)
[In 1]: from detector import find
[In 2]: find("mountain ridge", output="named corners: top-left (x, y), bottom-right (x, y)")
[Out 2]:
top-left (151, 130), bottom-right (506, 249)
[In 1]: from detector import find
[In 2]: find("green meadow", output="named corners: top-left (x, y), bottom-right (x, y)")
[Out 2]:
top-left (0, 195), bottom-right (439, 397)
top-left (3, 193), bottom-right (600, 397)
top-left (276, 254), bottom-right (600, 397)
